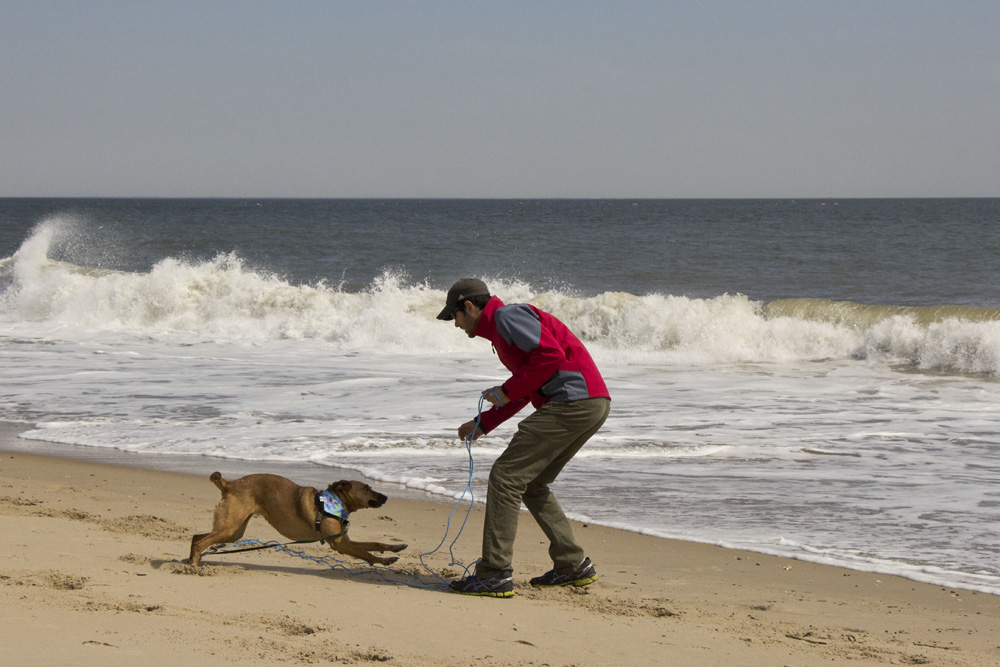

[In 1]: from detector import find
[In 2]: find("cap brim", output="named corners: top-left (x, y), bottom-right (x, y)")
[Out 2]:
top-left (436, 305), bottom-right (455, 321)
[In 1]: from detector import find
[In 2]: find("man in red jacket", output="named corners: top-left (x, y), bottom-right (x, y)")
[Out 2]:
top-left (437, 278), bottom-right (611, 597)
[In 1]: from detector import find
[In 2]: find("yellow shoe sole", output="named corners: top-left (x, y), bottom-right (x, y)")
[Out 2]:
top-left (531, 573), bottom-right (599, 588)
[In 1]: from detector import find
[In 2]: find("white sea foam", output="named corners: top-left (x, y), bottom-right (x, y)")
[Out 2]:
top-left (6, 220), bottom-right (1000, 373)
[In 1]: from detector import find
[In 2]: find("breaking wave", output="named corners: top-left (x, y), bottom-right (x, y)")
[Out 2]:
top-left (4, 219), bottom-right (1000, 373)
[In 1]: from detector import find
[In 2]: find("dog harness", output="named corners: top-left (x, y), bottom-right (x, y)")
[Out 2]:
top-left (315, 490), bottom-right (350, 539)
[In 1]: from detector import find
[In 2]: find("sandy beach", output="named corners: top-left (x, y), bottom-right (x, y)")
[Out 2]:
top-left (2, 423), bottom-right (998, 666)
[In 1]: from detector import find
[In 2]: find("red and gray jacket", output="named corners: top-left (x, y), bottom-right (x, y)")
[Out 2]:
top-left (473, 296), bottom-right (610, 434)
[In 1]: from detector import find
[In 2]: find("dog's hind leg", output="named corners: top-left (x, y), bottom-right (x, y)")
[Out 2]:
top-left (189, 512), bottom-right (252, 566)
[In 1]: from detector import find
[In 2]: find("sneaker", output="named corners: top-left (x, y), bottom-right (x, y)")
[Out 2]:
top-left (449, 574), bottom-right (515, 598)
top-left (529, 557), bottom-right (599, 588)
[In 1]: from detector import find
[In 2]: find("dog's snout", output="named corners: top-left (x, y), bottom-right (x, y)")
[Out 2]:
top-left (369, 493), bottom-right (388, 508)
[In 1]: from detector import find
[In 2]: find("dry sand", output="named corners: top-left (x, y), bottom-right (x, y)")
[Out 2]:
top-left (2, 426), bottom-right (999, 666)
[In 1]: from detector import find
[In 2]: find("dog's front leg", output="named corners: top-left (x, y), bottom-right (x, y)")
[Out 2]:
top-left (346, 540), bottom-right (408, 555)
top-left (326, 535), bottom-right (407, 566)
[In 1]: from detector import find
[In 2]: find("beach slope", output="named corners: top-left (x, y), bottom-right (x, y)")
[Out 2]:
top-left (2, 448), bottom-right (999, 666)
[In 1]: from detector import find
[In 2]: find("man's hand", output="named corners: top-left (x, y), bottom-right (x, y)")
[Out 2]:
top-left (482, 386), bottom-right (509, 408)
top-left (458, 420), bottom-right (485, 441)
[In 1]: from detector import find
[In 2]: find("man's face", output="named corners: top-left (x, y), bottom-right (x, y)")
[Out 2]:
top-left (453, 302), bottom-right (480, 338)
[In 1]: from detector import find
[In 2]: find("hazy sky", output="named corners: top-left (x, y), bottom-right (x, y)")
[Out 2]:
top-left (3, 2), bottom-right (997, 198)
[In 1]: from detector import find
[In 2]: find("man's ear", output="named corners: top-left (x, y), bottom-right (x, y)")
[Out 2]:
top-left (462, 300), bottom-right (484, 317)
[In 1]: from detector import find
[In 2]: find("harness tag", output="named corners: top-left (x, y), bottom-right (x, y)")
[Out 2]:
top-left (315, 490), bottom-right (350, 538)
top-left (319, 490), bottom-right (349, 521)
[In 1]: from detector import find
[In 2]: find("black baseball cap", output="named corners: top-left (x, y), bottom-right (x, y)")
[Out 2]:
top-left (437, 278), bottom-right (490, 320)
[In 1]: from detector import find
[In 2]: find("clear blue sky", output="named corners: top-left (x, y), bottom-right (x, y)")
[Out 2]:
top-left (2, 1), bottom-right (997, 198)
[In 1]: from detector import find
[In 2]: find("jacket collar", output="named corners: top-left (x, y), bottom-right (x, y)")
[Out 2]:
top-left (474, 295), bottom-right (504, 339)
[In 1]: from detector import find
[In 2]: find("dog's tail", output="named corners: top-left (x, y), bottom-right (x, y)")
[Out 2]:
top-left (209, 471), bottom-right (228, 494)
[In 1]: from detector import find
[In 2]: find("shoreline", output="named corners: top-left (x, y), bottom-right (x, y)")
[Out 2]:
top-left (0, 421), bottom-right (443, 504)
top-left (3, 421), bottom-right (1000, 665)
top-left (7, 421), bottom-right (999, 597)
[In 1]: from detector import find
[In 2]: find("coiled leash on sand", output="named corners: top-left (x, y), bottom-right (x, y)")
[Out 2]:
top-left (205, 391), bottom-right (499, 591)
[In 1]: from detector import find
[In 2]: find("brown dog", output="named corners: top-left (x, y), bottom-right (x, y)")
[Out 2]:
top-left (189, 472), bottom-right (407, 567)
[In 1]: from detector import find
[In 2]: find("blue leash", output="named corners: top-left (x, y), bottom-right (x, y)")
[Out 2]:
top-left (207, 392), bottom-right (497, 591)
top-left (416, 391), bottom-right (496, 581)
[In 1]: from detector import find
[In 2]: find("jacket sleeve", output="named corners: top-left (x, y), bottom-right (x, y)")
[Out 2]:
top-left (475, 396), bottom-right (530, 435)
top-left (493, 305), bottom-right (566, 402)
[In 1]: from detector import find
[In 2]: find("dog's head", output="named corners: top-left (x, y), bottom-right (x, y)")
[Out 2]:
top-left (329, 480), bottom-right (388, 511)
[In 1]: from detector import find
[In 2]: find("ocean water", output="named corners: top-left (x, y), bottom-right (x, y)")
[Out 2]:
top-left (2, 198), bottom-right (999, 594)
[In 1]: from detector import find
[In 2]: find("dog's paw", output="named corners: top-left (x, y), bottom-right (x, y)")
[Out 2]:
top-left (390, 543), bottom-right (408, 552)
top-left (382, 556), bottom-right (400, 566)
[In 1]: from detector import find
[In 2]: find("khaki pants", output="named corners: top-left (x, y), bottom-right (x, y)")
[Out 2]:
top-left (476, 397), bottom-right (610, 578)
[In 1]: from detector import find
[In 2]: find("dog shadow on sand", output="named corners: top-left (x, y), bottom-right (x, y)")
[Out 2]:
top-left (149, 554), bottom-right (457, 592)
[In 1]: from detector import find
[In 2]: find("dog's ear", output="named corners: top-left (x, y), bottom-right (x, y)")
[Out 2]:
top-left (329, 480), bottom-right (351, 495)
